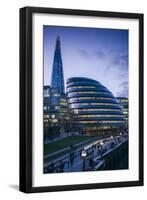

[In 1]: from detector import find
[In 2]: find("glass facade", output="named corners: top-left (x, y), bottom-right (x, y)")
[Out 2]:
top-left (116, 97), bottom-right (128, 126)
top-left (66, 77), bottom-right (125, 134)
top-left (51, 36), bottom-right (65, 94)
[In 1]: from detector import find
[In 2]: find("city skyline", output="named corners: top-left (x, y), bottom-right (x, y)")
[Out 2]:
top-left (43, 25), bottom-right (128, 97)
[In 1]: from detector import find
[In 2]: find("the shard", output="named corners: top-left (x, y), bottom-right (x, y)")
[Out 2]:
top-left (51, 36), bottom-right (65, 94)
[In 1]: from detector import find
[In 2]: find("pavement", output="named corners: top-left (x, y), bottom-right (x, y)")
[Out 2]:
top-left (44, 134), bottom-right (128, 173)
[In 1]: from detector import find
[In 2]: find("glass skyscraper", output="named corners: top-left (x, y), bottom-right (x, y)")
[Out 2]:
top-left (51, 36), bottom-right (65, 94)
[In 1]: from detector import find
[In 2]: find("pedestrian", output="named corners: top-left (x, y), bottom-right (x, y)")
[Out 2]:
top-left (70, 152), bottom-right (74, 165)
top-left (51, 162), bottom-right (54, 172)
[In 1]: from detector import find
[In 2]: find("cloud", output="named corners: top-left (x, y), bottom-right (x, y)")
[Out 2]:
top-left (119, 81), bottom-right (128, 87)
top-left (105, 49), bottom-right (128, 76)
top-left (111, 53), bottom-right (128, 67)
top-left (116, 81), bottom-right (128, 97)
top-left (78, 49), bottom-right (106, 60)
top-left (119, 73), bottom-right (128, 79)
top-left (94, 50), bottom-right (106, 59)
top-left (78, 49), bottom-right (91, 59)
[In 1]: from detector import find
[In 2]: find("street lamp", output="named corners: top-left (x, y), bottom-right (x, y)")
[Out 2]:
top-left (81, 150), bottom-right (87, 158)
top-left (81, 150), bottom-right (88, 171)
top-left (99, 141), bottom-right (104, 159)
top-left (100, 141), bottom-right (104, 146)
top-left (110, 136), bottom-right (113, 139)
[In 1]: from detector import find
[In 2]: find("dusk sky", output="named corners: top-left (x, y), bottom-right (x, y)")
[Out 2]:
top-left (43, 26), bottom-right (128, 97)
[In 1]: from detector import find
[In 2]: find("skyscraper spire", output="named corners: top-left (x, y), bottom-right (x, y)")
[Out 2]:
top-left (51, 36), bottom-right (65, 94)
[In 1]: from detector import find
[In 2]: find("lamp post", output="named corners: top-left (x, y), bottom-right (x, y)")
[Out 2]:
top-left (81, 150), bottom-right (88, 171)
top-left (110, 135), bottom-right (113, 139)
top-left (99, 141), bottom-right (104, 159)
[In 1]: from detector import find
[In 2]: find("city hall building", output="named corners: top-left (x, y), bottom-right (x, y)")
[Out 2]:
top-left (66, 77), bottom-right (125, 135)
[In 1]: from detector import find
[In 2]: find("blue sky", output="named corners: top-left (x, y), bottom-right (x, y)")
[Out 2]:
top-left (43, 25), bottom-right (128, 97)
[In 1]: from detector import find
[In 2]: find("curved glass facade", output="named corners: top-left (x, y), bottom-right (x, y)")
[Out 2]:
top-left (66, 77), bottom-right (125, 134)
top-left (116, 97), bottom-right (128, 126)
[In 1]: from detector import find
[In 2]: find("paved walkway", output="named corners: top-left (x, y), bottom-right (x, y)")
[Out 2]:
top-left (44, 134), bottom-right (128, 173)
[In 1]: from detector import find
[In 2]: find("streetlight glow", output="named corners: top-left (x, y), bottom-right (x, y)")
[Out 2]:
top-left (100, 141), bottom-right (104, 146)
top-left (81, 150), bottom-right (87, 158)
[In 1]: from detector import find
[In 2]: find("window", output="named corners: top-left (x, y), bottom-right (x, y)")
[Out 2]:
top-left (76, 114), bottom-right (124, 118)
top-left (44, 106), bottom-right (47, 110)
top-left (55, 106), bottom-right (60, 109)
top-left (76, 120), bottom-right (125, 124)
top-left (53, 93), bottom-right (60, 97)
top-left (44, 115), bottom-right (49, 118)
top-left (71, 108), bottom-right (121, 113)
top-left (52, 119), bottom-right (58, 123)
top-left (121, 99), bottom-right (128, 103)
top-left (67, 91), bottom-right (112, 97)
top-left (44, 88), bottom-right (50, 97)
top-left (66, 86), bottom-right (96, 92)
top-left (69, 97), bottom-right (115, 101)
top-left (43, 119), bottom-right (48, 123)
top-left (69, 103), bottom-right (121, 108)
top-left (60, 102), bottom-right (67, 106)
top-left (60, 98), bottom-right (66, 102)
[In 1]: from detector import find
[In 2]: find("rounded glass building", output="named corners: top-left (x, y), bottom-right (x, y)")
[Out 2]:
top-left (66, 77), bottom-right (125, 135)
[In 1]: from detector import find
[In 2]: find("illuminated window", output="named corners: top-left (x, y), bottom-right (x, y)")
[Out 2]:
top-left (53, 93), bottom-right (60, 97)
top-left (68, 97), bottom-right (115, 102)
top-left (74, 109), bottom-right (79, 114)
top-left (76, 121), bottom-right (97, 124)
top-left (67, 86), bottom-right (96, 92)
top-left (60, 112), bottom-right (65, 115)
top-left (68, 91), bottom-right (110, 95)
top-left (60, 108), bottom-right (67, 113)
top-left (60, 98), bottom-right (66, 102)
top-left (44, 115), bottom-right (49, 118)
top-left (60, 102), bottom-right (67, 106)
top-left (90, 103), bottom-right (119, 106)
top-left (43, 119), bottom-right (48, 123)
top-left (71, 108), bottom-right (121, 113)
top-left (76, 120), bottom-right (125, 124)
top-left (51, 114), bottom-right (55, 118)
top-left (44, 106), bottom-right (47, 110)
top-left (69, 103), bottom-right (121, 108)
top-left (55, 106), bottom-right (60, 109)
top-left (76, 114), bottom-right (124, 118)
top-left (52, 119), bottom-right (58, 123)
top-left (44, 88), bottom-right (50, 97)
top-left (121, 99), bottom-right (128, 103)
